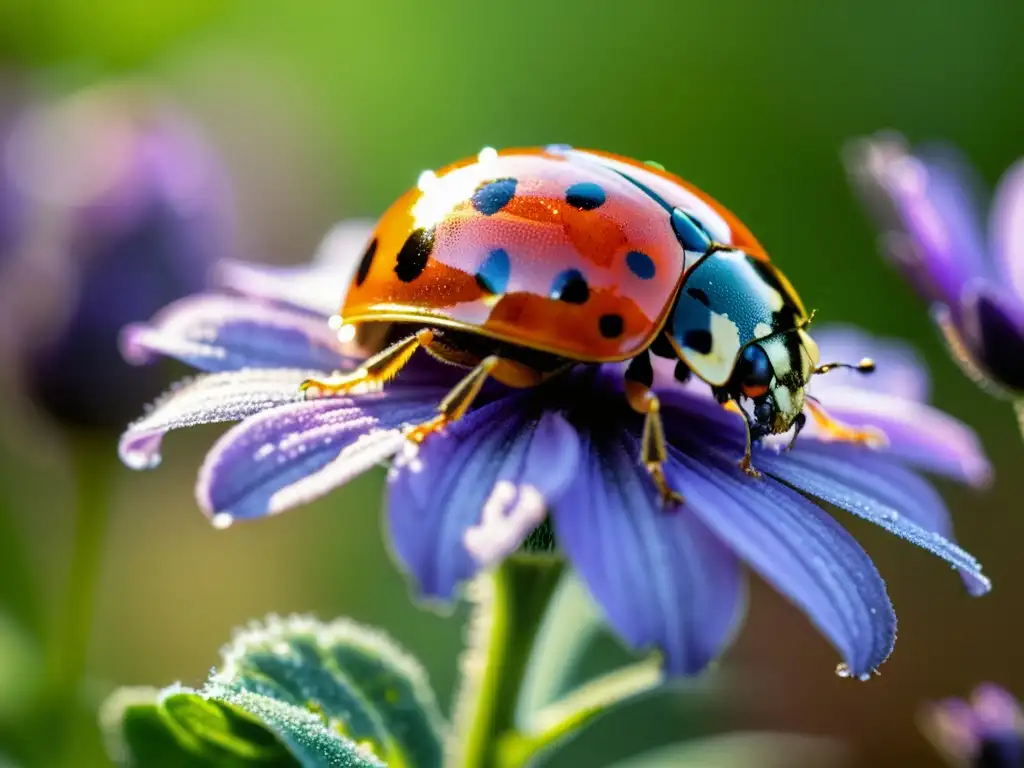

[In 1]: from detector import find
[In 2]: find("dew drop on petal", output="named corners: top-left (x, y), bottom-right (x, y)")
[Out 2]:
top-left (835, 663), bottom-right (852, 678)
top-left (328, 314), bottom-right (344, 330)
top-left (122, 449), bottom-right (161, 470)
top-left (211, 512), bottom-right (234, 530)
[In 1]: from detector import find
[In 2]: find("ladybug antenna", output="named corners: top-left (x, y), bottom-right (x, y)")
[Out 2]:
top-left (814, 358), bottom-right (876, 376)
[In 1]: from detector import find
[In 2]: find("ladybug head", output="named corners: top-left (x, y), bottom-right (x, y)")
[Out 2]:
top-left (729, 326), bottom-right (820, 438)
top-left (668, 248), bottom-right (876, 438)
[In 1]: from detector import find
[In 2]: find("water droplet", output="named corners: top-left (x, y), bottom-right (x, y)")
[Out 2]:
top-left (477, 146), bottom-right (498, 164)
top-left (858, 673), bottom-right (871, 682)
top-left (835, 663), bottom-right (852, 678)
top-left (122, 449), bottom-right (161, 470)
top-left (212, 512), bottom-right (234, 530)
top-left (337, 324), bottom-right (357, 343)
top-left (417, 170), bottom-right (438, 191)
top-left (328, 314), bottom-right (344, 330)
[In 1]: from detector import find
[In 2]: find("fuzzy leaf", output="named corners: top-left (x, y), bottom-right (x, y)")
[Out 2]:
top-left (101, 615), bottom-right (446, 768)
top-left (219, 615), bottom-right (446, 768)
top-left (102, 684), bottom-right (383, 768)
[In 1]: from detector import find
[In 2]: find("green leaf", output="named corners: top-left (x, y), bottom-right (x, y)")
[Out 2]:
top-left (218, 615), bottom-right (446, 768)
top-left (101, 614), bottom-right (446, 768)
top-left (102, 684), bottom-right (383, 768)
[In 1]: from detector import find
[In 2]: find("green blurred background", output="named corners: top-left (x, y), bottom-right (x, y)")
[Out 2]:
top-left (2, 1), bottom-right (1024, 765)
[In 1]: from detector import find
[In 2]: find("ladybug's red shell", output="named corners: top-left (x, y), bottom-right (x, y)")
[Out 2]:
top-left (341, 146), bottom-right (766, 362)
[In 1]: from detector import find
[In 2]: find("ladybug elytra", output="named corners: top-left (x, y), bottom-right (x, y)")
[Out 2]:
top-left (302, 146), bottom-right (878, 503)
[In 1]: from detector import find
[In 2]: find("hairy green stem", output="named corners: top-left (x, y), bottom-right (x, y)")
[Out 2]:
top-left (451, 556), bottom-right (564, 768)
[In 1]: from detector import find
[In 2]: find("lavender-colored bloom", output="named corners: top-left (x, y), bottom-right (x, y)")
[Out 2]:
top-left (119, 229), bottom-right (992, 679)
top-left (923, 684), bottom-right (1024, 767)
top-left (845, 134), bottom-right (1024, 428)
top-left (0, 81), bottom-right (234, 429)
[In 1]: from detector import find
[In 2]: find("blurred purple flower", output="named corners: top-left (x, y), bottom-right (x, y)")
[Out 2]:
top-left (846, 134), bottom-right (1024, 430)
top-left (0, 81), bottom-right (235, 429)
top-left (923, 684), bottom-right (1024, 767)
top-left (117, 225), bottom-right (992, 680)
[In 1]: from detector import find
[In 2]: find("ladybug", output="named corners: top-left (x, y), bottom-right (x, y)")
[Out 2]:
top-left (302, 146), bottom-right (877, 503)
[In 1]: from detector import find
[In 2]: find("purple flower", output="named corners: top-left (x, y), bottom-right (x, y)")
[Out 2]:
top-left (923, 684), bottom-right (1024, 767)
top-left (0, 81), bottom-right (235, 429)
top-left (845, 134), bottom-right (1024, 422)
top-left (119, 227), bottom-right (992, 679)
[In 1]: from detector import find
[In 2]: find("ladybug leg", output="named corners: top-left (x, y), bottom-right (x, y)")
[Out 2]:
top-left (405, 356), bottom-right (498, 444)
top-left (804, 397), bottom-right (886, 447)
top-left (624, 353), bottom-right (684, 507)
top-left (300, 329), bottom-right (435, 398)
top-left (722, 400), bottom-right (762, 478)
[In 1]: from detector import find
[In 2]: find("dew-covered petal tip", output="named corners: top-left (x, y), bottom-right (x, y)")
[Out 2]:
top-left (197, 388), bottom-right (444, 525)
top-left (758, 444), bottom-right (990, 596)
top-left (119, 368), bottom-right (314, 470)
top-left (386, 401), bottom-right (580, 602)
top-left (552, 428), bottom-right (744, 677)
top-left (674, 448), bottom-right (896, 678)
top-left (120, 293), bottom-right (356, 374)
top-left (808, 386), bottom-right (991, 486)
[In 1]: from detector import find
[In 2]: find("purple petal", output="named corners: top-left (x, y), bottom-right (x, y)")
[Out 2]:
top-left (197, 387), bottom-right (443, 524)
top-left (757, 445), bottom-right (990, 596)
top-left (119, 369), bottom-right (312, 470)
top-left (959, 283), bottom-right (1024, 392)
top-left (121, 293), bottom-right (355, 373)
top-left (972, 683), bottom-right (1024, 732)
top-left (671, 447), bottom-right (896, 678)
top-left (552, 428), bottom-right (744, 676)
top-left (386, 401), bottom-right (581, 601)
top-left (810, 324), bottom-right (930, 402)
top-left (991, 158), bottom-right (1024, 302)
top-left (847, 136), bottom-right (987, 307)
top-left (809, 385), bottom-right (991, 486)
top-left (216, 220), bottom-right (375, 315)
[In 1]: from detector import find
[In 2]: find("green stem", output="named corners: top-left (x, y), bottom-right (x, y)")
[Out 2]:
top-left (49, 435), bottom-right (116, 762)
top-left (451, 556), bottom-right (564, 768)
top-left (522, 658), bottom-right (663, 755)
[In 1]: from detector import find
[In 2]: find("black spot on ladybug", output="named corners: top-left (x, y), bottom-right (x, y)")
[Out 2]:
top-left (394, 227), bottom-right (434, 282)
top-left (671, 208), bottom-right (712, 253)
top-left (565, 182), bottom-right (606, 210)
top-left (625, 250), bottom-right (655, 280)
top-left (475, 248), bottom-right (510, 294)
top-left (687, 287), bottom-right (710, 306)
top-left (354, 238), bottom-right (377, 287)
top-left (550, 269), bottom-right (590, 304)
top-left (683, 329), bottom-right (713, 354)
top-left (471, 178), bottom-right (517, 215)
top-left (598, 313), bottom-right (624, 339)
